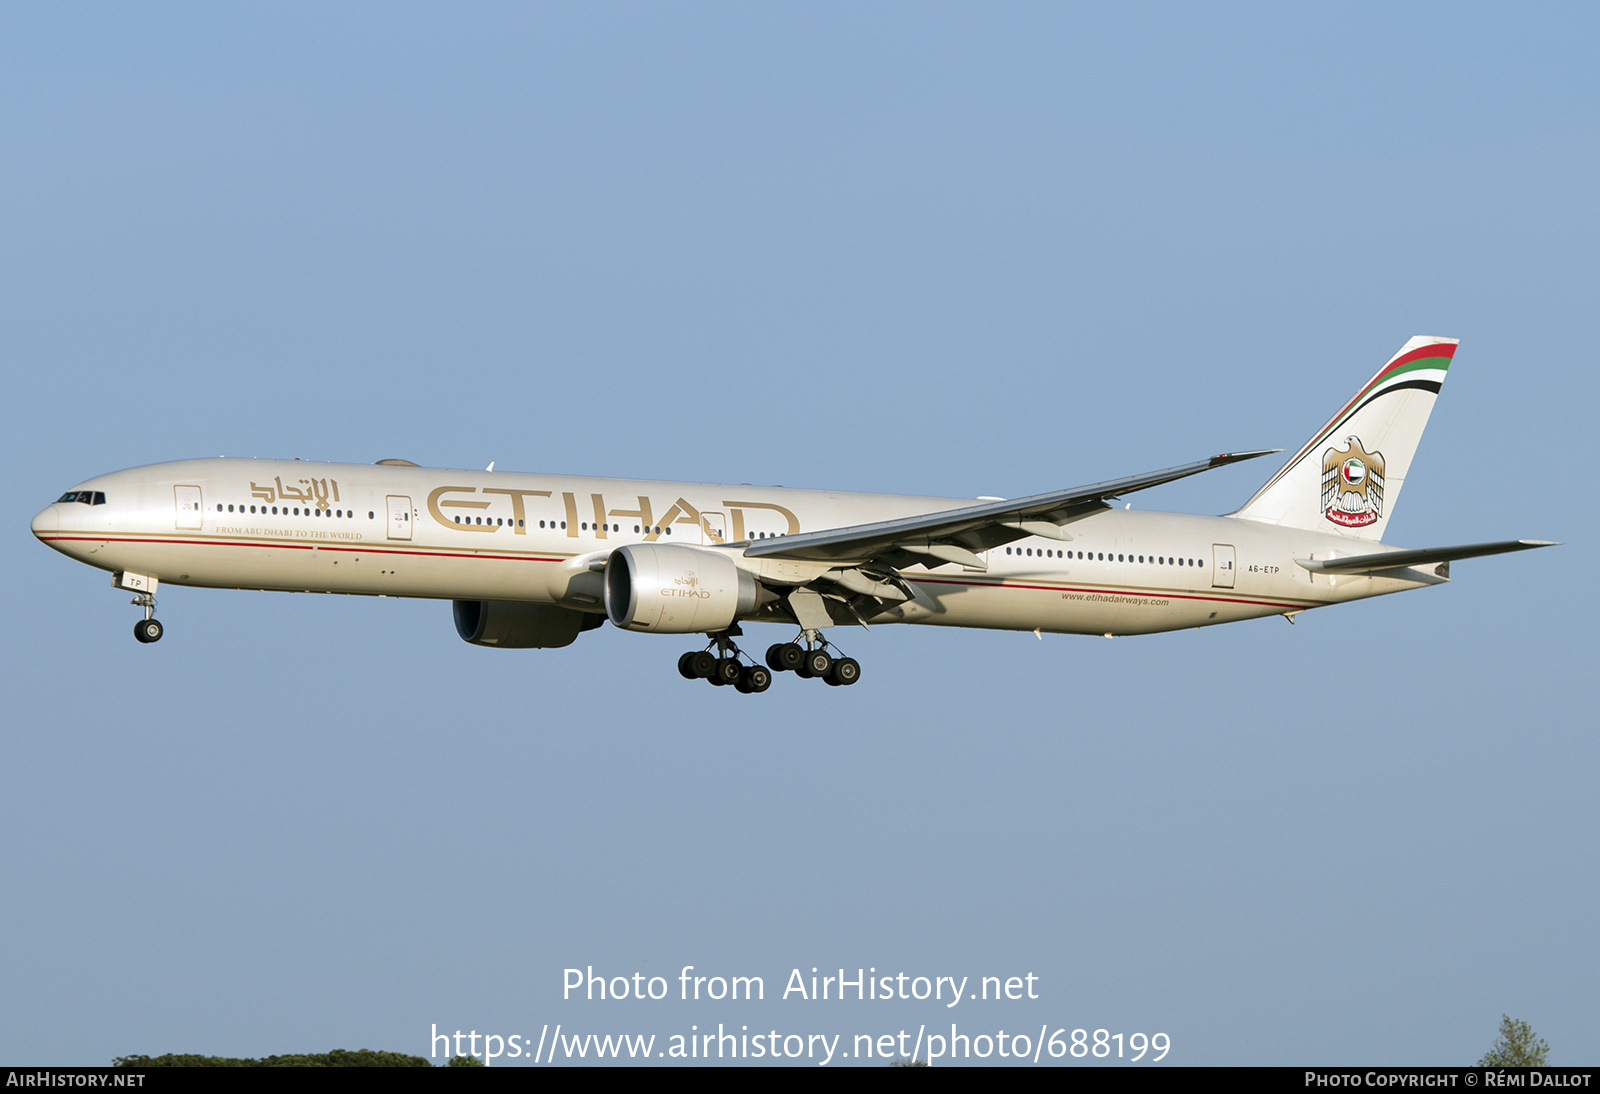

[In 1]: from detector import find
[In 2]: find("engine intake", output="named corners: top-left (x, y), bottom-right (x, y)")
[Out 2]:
top-left (604, 544), bottom-right (761, 634)
top-left (453, 600), bottom-right (603, 648)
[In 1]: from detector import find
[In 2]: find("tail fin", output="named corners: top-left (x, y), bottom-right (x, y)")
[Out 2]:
top-left (1232, 336), bottom-right (1458, 541)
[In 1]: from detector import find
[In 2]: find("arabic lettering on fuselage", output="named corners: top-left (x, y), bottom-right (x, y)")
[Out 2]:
top-left (250, 477), bottom-right (341, 511)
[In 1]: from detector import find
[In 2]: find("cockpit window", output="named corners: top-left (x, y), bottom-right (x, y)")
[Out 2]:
top-left (55, 491), bottom-right (106, 505)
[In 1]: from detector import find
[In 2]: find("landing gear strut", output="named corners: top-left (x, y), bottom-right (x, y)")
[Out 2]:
top-left (131, 594), bottom-right (163, 644)
top-left (765, 630), bottom-right (861, 687)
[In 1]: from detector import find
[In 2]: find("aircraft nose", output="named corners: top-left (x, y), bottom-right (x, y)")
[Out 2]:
top-left (31, 504), bottom-right (60, 537)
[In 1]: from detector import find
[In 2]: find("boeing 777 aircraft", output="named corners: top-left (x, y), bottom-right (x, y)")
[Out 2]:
top-left (32, 336), bottom-right (1551, 692)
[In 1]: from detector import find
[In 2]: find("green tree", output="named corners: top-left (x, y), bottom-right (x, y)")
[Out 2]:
top-left (112, 1049), bottom-right (431, 1067)
top-left (1478, 1016), bottom-right (1549, 1067)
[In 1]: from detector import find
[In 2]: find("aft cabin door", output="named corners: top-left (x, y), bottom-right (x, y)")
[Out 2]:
top-left (174, 485), bottom-right (203, 530)
top-left (386, 495), bottom-right (413, 541)
top-left (1212, 544), bottom-right (1236, 589)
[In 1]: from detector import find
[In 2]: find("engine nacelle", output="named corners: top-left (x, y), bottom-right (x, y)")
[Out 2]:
top-left (604, 544), bottom-right (761, 634)
top-left (452, 600), bottom-right (603, 648)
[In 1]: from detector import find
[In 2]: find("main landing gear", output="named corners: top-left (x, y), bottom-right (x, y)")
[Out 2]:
top-left (131, 594), bottom-right (164, 644)
top-left (765, 631), bottom-right (861, 688)
top-left (677, 629), bottom-right (772, 694)
top-left (677, 628), bottom-right (862, 693)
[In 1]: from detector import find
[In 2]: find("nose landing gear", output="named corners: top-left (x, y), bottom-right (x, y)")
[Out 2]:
top-left (131, 594), bottom-right (163, 644)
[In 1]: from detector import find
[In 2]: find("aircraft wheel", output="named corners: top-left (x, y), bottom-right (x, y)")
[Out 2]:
top-left (828, 657), bottom-right (861, 686)
top-left (800, 649), bottom-right (832, 679)
top-left (743, 665), bottom-right (772, 694)
top-left (777, 643), bottom-right (806, 672)
top-left (134, 618), bottom-right (163, 644)
top-left (734, 674), bottom-right (753, 694)
top-left (689, 651), bottom-right (717, 678)
top-left (712, 658), bottom-right (743, 687)
top-left (678, 652), bottom-right (699, 679)
top-left (765, 644), bottom-right (788, 671)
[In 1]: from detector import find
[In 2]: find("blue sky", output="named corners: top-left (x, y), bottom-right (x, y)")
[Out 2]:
top-left (2, 3), bottom-right (1594, 1066)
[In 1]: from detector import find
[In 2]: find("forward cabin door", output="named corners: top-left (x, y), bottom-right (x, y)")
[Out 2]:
top-left (174, 485), bottom-right (203, 530)
top-left (386, 496), bottom-right (413, 541)
top-left (1212, 543), bottom-right (1236, 588)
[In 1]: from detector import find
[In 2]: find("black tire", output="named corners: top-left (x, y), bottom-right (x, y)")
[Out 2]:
top-left (828, 657), bottom-right (861, 686)
top-left (712, 657), bottom-right (743, 687)
top-left (690, 651), bottom-right (717, 678)
top-left (765, 644), bottom-right (788, 671)
top-left (803, 649), bottom-right (832, 679)
top-left (734, 674), bottom-right (753, 694)
top-left (824, 674), bottom-right (841, 686)
top-left (134, 618), bottom-right (163, 644)
top-left (678, 652), bottom-right (699, 679)
top-left (777, 643), bottom-right (806, 673)
top-left (743, 665), bottom-right (772, 693)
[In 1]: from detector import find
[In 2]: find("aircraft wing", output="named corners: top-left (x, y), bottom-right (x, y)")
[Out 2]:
top-left (1296, 539), bottom-right (1558, 575)
top-left (742, 449), bottom-right (1281, 569)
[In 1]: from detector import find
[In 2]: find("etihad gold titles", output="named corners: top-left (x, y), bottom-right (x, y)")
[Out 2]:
top-left (32, 337), bottom-right (1552, 692)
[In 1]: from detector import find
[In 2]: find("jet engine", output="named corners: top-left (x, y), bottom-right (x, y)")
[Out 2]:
top-left (604, 544), bottom-right (763, 634)
top-left (452, 600), bottom-right (603, 648)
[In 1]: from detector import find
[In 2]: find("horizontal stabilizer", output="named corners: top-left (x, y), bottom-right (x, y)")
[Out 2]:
top-left (1296, 539), bottom-right (1557, 575)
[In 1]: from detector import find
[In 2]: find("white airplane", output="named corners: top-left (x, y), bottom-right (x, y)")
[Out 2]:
top-left (32, 336), bottom-right (1552, 692)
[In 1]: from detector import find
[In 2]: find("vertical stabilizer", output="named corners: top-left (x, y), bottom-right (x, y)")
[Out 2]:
top-left (1232, 336), bottom-right (1457, 541)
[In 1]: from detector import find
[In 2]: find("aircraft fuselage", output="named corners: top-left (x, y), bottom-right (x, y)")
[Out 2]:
top-left (32, 457), bottom-right (1435, 638)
